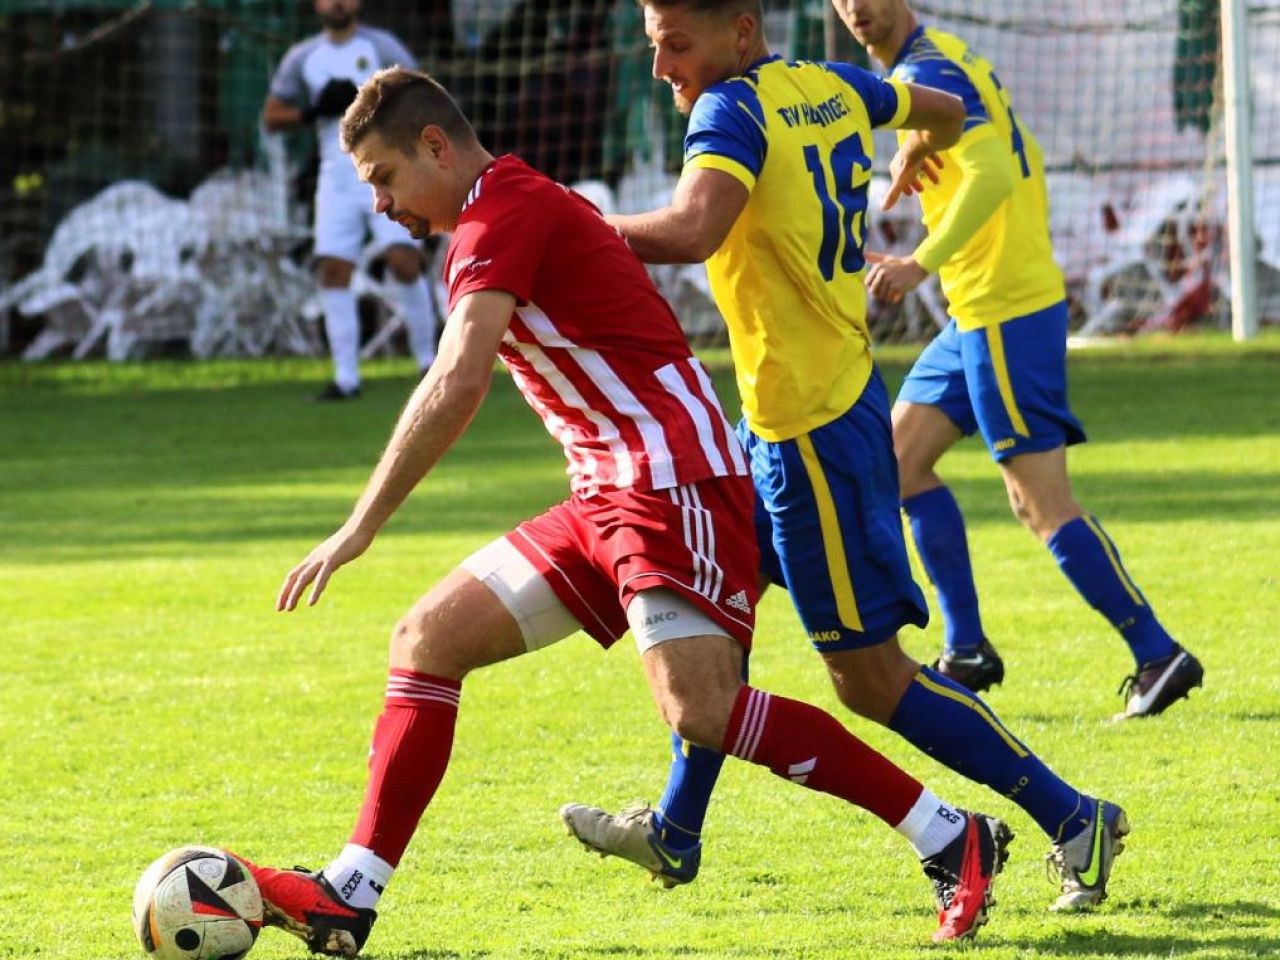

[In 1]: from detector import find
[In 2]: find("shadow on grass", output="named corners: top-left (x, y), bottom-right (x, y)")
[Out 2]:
top-left (372, 949), bottom-right (820, 960)
top-left (4, 355), bottom-right (1279, 562)
top-left (8, 463), bottom-right (1275, 565)
top-left (1162, 899), bottom-right (1280, 921)
top-left (1016, 927), bottom-right (1278, 957)
top-left (1222, 711), bottom-right (1280, 723)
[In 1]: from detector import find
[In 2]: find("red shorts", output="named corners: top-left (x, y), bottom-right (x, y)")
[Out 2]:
top-left (506, 474), bottom-right (760, 650)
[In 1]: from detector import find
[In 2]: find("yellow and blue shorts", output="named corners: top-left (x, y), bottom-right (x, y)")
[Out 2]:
top-left (898, 301), bottom-right (1086, 463)
top-left (739, 368), bottom-right (929, 652)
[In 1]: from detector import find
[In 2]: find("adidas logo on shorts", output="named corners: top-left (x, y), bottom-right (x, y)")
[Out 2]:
top-left (725, 590), bottom-right (752, 614)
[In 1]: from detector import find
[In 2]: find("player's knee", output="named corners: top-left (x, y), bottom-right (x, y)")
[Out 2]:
top-left (390, 612), bottom-right (429, 668)
top-left (825, 644), bottom-right (917, 726)
top-left (655, 683), bottom-right (734, 750)
top-left (1007, 493), bottom-right (1069, 541)
top-left (390, 606), bottom-right (471, 679)
top-left (832, 680), bottom-right (879, 721)
top-left (893, 440), bottom-right (922, 481)
top-left (1008, 493), bottom-right (1033, 528)
top-left (663, 701), bottom-right (727, 751)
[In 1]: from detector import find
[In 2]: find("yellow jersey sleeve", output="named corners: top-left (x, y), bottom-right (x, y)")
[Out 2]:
top-left (892, 28), bottom-right (1064, 328)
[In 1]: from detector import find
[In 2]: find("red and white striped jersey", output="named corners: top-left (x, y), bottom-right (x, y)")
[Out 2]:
top-left (445, 155), bottom-right (747, 496)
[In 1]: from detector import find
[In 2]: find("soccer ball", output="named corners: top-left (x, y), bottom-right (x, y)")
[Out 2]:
top-left (132, 847), bottom-right (263, 960)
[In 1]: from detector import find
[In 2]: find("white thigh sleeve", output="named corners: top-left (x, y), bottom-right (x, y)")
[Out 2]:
top-left (460, 537), bottom-right (582, 652)
top-left (627, 588), bottom-right (731, 655)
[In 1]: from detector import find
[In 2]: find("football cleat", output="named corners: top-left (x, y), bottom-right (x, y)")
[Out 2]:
top-left (314, 382), bottom-right (361, 402)
top-left (1116, 645), bottom-right (1204, 719)
top-left (932, 639), bottom-right (1005, 694)
top-left (921, 811), bottom-right (1013, 942)
top-left (239, 859), bottom-right (375, 957)
top-left (1046, 799), bottom-right (1130, 911)
top-left (559, 802), bottom-right (701, 888)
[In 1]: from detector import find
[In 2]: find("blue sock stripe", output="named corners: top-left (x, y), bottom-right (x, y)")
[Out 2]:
top-left (1081, 515), bottom-right (1146, 606)
top-left (901, 486), bottom-right (985, 653)
top-left (912, 670), bottom-right (1028, 758)
top-left (654, 732), bottom-right (723, 848)
top-left (654, 809), bottom-right (701, 838)
top-left (1049, 515), bottom-right (1175, 668)
top-left (890, 667), bottom-right (1081, 839)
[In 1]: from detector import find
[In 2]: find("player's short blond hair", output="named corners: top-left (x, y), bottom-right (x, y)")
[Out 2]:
top-left (339, 67), bottom-right (476, 156)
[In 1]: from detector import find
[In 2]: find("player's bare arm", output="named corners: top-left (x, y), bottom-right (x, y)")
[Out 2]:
top-left (865, 83), bottom-right (965, 303)
top-left (869, 126), bottom-right (1017, 303)
top-left (606, 167), bottom-right (748, 264)
top-left (882, 83), bottom-right (965, 211)
top-left (277, 289), bottom-right (515, 611)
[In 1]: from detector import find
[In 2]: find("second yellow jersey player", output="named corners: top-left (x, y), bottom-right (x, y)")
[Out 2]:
top-left (890, 26), bottom-right (1064, 328)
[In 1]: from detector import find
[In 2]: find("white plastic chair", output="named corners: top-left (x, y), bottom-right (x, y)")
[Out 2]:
top-left (187, 169), bottom-right (319, 358)
top-left (4, 181), bottom-right (206, 360)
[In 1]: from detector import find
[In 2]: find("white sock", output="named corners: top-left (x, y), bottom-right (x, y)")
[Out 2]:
top-left (320, 288), bottom-right (361, 392)
top-left (391, 277), bottom-right (438, 369)
top-left (322, 844), bottom-right (394, 910)
top-left (894, 788), bottom-right (967, 859)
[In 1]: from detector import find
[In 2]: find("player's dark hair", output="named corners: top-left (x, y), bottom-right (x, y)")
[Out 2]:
top-left (637, 0), bottom-right (763, 18)
top-left (340, 67), bottom-right (476, 156)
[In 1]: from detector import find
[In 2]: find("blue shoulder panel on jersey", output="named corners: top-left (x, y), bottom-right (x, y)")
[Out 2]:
top-left (894, 43), bottom-right (989, 131)
top-left (820, 61), bottom-right (902, 128)
top-left (684, 78), bottom-right (768, 177)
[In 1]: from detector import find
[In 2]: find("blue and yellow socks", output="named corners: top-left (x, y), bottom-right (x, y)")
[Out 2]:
top-left (902, 487), bottom-right (986, 655)
top-left (1048, 515), bottom-right (1177, 668)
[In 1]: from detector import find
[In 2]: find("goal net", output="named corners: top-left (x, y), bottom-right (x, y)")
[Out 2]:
top-left (0, 0), bottom-right (1276, 359)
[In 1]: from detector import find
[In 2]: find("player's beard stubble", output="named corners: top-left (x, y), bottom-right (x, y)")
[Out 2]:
top-left (671, 87), bottom-right (695, 117)
top-left (320, 5), bottom-right (355, 31)
top-left (388, 210), bottom-right (430, 239)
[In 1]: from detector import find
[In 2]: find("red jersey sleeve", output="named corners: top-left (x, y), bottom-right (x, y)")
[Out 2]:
top-left (446, 183), bottom-right (556, 310)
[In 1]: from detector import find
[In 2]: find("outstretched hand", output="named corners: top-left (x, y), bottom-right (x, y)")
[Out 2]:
top-left (277, 523), bottom-right (375, 611)
top-left (882, 147), bottom-right (944, 211)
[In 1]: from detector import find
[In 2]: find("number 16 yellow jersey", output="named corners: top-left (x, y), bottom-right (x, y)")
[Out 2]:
top-left (684, 55), bottom-right (911, 441)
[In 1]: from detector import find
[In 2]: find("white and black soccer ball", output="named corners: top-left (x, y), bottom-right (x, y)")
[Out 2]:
top-left (132, 847), bottom-right (263, 960)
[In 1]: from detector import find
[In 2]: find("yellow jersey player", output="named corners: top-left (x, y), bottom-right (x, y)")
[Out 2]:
top-left (834, 0), bottom-right (1204, 721)
top-left (561, 0), bottom-right (1129, 919)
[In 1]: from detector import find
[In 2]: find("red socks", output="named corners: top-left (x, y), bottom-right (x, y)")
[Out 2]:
top-left (723, 686), bottom-right (922, 826)
top-left (349, 669), bottom-right (461, 867)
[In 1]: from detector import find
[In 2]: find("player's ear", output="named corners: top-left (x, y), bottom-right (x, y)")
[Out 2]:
top-left (734, 11), bottom-right (754, 54)
top-left (420, 125), bottom-right (447, 162)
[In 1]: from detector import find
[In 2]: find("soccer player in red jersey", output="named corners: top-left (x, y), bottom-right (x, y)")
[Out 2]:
top-left (238, 67), bottom-right (1009, 956)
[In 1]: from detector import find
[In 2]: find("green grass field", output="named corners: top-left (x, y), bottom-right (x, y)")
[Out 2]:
top-left (2, 336), bottom-right (1278, 959)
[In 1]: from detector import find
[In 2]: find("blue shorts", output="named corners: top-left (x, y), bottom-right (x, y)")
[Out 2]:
top-left (898, 301), bottom-right (1086, 463)
top-left (740, 368), bottom-right (929, 652)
